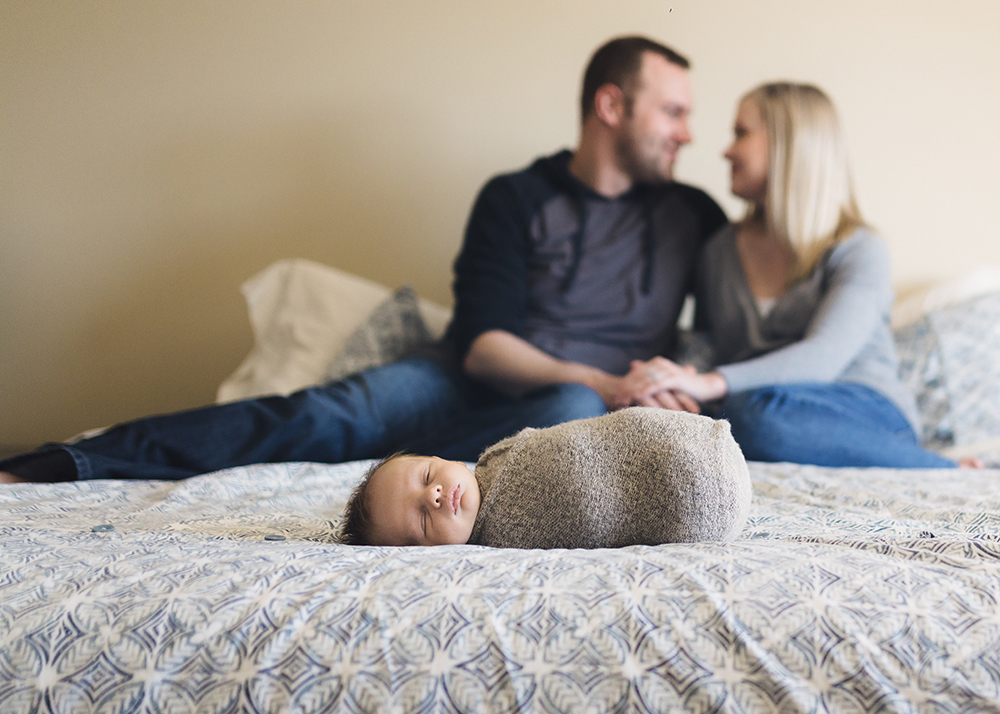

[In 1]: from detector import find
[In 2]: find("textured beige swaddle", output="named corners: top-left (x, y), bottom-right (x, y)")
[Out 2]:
top-left (469, 407), bottom-right (751, 549)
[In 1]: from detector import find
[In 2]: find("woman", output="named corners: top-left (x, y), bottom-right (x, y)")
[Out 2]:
top-left (627, 82), bottom-right (971, 468)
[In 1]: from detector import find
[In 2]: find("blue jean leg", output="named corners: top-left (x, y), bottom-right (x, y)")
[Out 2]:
top-left (54, 356), bottom-right (469, 481)
top-left (720, 383), bottom-right (956, 468)
top-left (4, 358), bottom-right (610, 481)
top-left (412, 382), bottom-right (608, 462)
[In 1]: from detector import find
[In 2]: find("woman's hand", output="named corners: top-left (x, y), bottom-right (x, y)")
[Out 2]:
top-left (624, 357), bottom-right (729, 406)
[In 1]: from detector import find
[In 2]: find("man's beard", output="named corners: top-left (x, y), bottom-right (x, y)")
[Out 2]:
top-left (615, 129), bottom-right (675, 184)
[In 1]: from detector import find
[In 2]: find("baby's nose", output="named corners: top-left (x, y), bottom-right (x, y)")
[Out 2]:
top-left (428, 485), bottom-right (442, 507)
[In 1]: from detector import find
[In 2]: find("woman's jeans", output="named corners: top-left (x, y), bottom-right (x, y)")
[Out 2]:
top-left (2, 356), bottom-right (607, 482)
top-left (719, 382), bottom-right (955, 468)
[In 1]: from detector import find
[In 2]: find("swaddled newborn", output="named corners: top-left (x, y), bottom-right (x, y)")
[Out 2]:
top-left (469, 407), bottom-right (751, 549)
top-left (340, 407), bottom-right (751, 549)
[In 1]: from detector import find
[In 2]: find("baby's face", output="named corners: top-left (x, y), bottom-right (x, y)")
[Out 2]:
top-left (365, 456), bottom-right (481, 546)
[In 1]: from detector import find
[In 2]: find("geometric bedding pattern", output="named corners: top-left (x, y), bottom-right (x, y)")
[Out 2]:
top-left (2, 461), bottom-right (1000, 713)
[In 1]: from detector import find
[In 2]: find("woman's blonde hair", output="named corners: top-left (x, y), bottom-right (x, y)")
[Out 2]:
top-left (743, 82), bottom-right (866, 278)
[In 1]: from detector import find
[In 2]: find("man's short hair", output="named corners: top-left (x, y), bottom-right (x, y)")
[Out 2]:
top-left (580, 36), bottom-right (690, 121)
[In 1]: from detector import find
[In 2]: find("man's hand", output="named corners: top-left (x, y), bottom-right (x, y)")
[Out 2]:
top-left (570, 369), bottom-right (698, 412)
top-left (618, 357), bottom-right (728, 411)
top-left (637, 388), bottom-right (703, 413)
top-left (605, 363), bottom-right (696, 412)
top-left (462, 332), bottom-right (722, 414)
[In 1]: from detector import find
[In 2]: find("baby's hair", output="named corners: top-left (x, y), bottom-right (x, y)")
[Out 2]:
top-left (338, 452), bottom-right (407, 545)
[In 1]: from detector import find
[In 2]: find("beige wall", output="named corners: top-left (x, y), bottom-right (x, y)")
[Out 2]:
top-left (2, 0), bottom-right (998, 448)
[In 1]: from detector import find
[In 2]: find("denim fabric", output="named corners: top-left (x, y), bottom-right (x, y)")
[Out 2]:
top-left (720, 382), bottom-right (956, 468)
top-left (411, 382), bottom-right (607, 461)
top-left (2, 356), bottom-right (609, 482)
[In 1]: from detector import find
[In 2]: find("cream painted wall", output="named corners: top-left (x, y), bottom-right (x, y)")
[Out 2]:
top-left (2, 0), bottom-right (998, 448)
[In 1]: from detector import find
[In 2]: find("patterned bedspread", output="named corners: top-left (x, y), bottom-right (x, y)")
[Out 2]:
top-left (2, 461), bottom-right (999, 713)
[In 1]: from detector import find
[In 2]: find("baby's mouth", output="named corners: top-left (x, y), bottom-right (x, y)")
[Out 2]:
top-left (448, 484), bottom-right (461, 515)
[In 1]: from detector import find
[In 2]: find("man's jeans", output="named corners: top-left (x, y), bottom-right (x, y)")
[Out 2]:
top-left (4, 356), bottom-right (608, 482)
top-left (720, 382), bottom-right (955, 468)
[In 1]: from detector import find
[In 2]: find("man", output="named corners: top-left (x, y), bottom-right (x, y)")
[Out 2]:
top-left (450, 36), bottom-right (724, 414)
top-left (1, 36), bottom-right (725, 484)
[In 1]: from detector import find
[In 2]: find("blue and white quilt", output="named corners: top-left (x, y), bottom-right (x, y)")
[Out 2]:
top-left (2, 461), bottom-right (1000, 713)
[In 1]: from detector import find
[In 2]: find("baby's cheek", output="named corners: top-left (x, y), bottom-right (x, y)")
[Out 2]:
top-left (459, 519), bottom-right (475, 545)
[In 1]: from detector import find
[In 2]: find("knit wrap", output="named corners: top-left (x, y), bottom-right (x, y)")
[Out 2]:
top-left (469, 407), bottom-right (751, 549)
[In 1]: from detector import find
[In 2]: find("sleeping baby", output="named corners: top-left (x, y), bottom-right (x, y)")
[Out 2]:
top-left (340, 407), bottom-right (752, 549)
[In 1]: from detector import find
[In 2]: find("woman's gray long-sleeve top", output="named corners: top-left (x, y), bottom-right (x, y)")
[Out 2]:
top-left (694, 224), bottom-right (920, 433)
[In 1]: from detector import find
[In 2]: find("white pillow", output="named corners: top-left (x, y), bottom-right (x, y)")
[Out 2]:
top-left (892, 265), bottom-right (1000, 328)
top-left (217, 259), bottom-right (450, 402)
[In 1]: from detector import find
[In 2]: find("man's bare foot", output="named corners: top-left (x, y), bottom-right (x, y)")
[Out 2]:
top-left (959, 457), bottom-right (985, 469)
top-left (0, 471), bottom-right (25, 484)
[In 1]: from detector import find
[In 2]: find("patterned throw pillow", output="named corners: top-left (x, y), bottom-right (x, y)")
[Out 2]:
top-left (932, 293), bottom-right (1000, 446)
top-left (894, 292), bottom-right (1000, 449)
top-left (324, 286), bottom-right (433, 381)
top-left (894, 317), bottom-right (954, 449)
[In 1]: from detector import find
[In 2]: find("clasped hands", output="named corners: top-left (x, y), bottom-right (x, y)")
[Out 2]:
top-left (610, 356), bottom-right (728, 413)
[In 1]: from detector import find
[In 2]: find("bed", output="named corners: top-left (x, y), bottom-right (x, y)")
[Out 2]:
top-left (3, 260), bottom-right (1000, 713)
top-left (3, 459), bottom-right (1000, 712)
